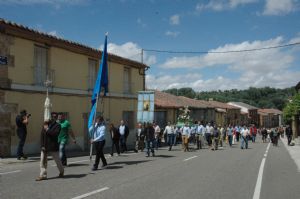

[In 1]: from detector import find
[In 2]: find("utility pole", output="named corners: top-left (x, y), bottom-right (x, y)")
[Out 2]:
top-left (141, 49), bottom-right (144, 64)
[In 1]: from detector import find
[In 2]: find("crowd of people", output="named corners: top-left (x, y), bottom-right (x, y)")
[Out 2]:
top-left (132, 121), bottom-right (294, 153)
top-left (15, 109), bottom-right (293, 181)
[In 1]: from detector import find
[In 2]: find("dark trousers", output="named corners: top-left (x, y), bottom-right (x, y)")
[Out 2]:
top-left (167, 134), bottom-right (174, 150)
top-left (205, 133), bottom-right (212, 146)
top-left (111, 139), bottom-right (120, 155)
top-left (94, 140), bottom-right (107, 169)
top-left (145, 139), bottom-right (155, 156)
top-left (120, 135), bottom-right (127, 152)
top-left (236, 132), bottom-right (240, 142)
top-left (17, 130), bottom-right (27, 158)
top-left (59, 143), bottom-right (67, 166)
top-left (228, 135), bottom-right (233, 146)
top-left (287, 135), bottom-right (292, 145)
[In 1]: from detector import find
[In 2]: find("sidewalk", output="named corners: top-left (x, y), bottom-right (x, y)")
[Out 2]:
top-left (280, 137), bottom-right (300, 172)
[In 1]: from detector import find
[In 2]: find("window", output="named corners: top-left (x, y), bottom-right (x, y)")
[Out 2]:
top-left (123, 67), bottom-right (131, 94)
top-left (88, 59), bottom-right (97, 90)
top-left (34, 45), bottom-right (48, 86)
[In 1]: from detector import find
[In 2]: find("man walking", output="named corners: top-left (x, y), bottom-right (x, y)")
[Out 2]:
top-left (164, 122), bottom-right (175, 151)
top-left (196, 121), bottom-right (204, 149)
top-left (153, 122), bottom-right (161, 150)
top-left (250, 124), bottom-right (257, 143)
top-left (227, 125), bottom-right (233, 147)
top-left (36, 112), bottom-right (64, 181)
top-left (118, 120), bottom-right (129, 153)
top-left (181, 122), bottom-right (191, 152)
top-left (109, 123), bottom-right (120, 156)
top-left (57, 113), bottom-right (76, 166)
top-left (241, 126), bottom-right (249, 149)
top-left (142, 123), bottom-right (155, 157)
top-left (16, 110), bottom-right (30, 160)
top-left (286, 125), bottom-right (293, 146)
top-left (91, 116), bottom-right (108, 170)
top-left (134, 122), bottom-right (144, 152)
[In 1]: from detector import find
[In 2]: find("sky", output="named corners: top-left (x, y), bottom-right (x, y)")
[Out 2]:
top-left (0, 0), bottom-right (300, 91)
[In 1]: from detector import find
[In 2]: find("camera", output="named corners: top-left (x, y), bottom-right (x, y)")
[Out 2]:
top-left (27, 114), bottom-right (31, 118)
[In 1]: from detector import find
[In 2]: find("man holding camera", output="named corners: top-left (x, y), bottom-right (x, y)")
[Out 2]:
top-left (15, 110), bottom-right (30, 160)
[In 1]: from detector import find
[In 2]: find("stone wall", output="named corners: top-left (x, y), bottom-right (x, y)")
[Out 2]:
top-left (0, 32), bottom-right (15, 157)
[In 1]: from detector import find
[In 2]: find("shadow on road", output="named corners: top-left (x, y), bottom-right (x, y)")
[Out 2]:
top-left (105, 165), bottom-right (123, 170)
top-left (67, 163), bottom-right (89, 167)
top-left (110, 160), bottom-right (151, 166)
top-left (154, 155), bottom-right (175, 158)
top-left (47, 174), bottom-right (87, 180)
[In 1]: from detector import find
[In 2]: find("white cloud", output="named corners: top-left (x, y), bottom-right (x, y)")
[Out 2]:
top-left (262, 0), bottom-right (297, 16)
top-left (146, 70), bottom-right (300, 91)
top-left (151, 35), bottom-right (300, 91)
top-left (165, 31), bottom-right (180, 38)
top-left (160, 36), bottom-right (294, 72)
top-left (105, 42), bottom-right (156, 66)
top-left (48, 30), bottom-right (58, 37)
top-left (169, 14), bottom-right (180, 25)
top-left (196, 0), bottom-right (258, 12)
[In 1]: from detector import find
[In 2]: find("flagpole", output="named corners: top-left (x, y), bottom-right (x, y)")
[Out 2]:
top-left (89, 32), bottom-right (108, 164)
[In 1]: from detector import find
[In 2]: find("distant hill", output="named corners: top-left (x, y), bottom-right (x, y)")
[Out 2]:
top-left (163, 87), bottom-right (297, 110)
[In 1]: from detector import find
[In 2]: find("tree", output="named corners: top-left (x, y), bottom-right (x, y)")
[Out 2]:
top-left (283, 93), bottom-right (300, 124)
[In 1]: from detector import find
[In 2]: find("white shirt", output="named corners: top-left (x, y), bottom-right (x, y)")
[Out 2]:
top-left (119, 125), bottom-right (125, 136)
top-left (197, 125), bottom-right (204, 135)
top-left (208, 126), bottom-right (214, 135)
top-left (241, 128), bottom-right (249, 137)
top-left (182, 126), bottom-right (191, 136)
top-left (164, 125), bottom-right (174, 134)
top-left (154, 125), bottom-right (160, 138)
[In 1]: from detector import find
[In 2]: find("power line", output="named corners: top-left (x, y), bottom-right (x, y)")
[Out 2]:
top-left (143, 41), bottom-right (300, 54)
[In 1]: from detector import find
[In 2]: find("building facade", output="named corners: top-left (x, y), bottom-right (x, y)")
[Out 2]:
top-left (0, 19), bottom-right (147, 157)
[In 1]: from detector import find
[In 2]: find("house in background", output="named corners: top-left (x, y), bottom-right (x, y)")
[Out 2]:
top-left (0, 19), bottom-right (147, 157)
top-left (258, 109), bottom-right (282, 128)
top-left (227, 102), bottom-right (259, 126)
top-left (206, 100), bottom-right (241, 126)
top-left (154, 90), bottom-right (183, 128)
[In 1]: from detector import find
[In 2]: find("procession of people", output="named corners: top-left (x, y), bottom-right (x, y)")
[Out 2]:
top-left (14, 109), bottom-right (290, 181)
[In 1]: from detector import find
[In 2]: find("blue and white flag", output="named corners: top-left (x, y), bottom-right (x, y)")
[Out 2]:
top-left (88, 35), bottom-right (108, 137)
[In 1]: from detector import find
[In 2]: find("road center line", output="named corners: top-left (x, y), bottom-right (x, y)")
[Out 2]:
top-left (0, 170), bottom-right (21, 175)
top-left (183, 156), bottom-right (198, 161)
top-left (253, 142), bottom-right (270, 199)
top-left (71, 187), bottom-right (109, 199)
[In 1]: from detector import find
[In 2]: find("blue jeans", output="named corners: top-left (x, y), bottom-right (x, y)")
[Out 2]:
top-left (252, 135), bottom-right (256, 142)
top-left (59, 143), bottom-right (67, 165)
top-left (167, 134), bottom-right (174, 150)
top-left (120, 135), bottom-right (127, 153)
top-left (155, 137), bottom-right (160, 150)
top-left (145, 139), bottom-right (154, 156)
top-left (241, 136), bottom-right (248, 149)
top-left (173, 134), bottom-right (177, 145)
top-left (227, 135), bottom-right (233, 146)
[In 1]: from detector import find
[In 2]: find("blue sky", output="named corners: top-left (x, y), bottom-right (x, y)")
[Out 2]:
top-left (1, 0), bottom-right (300, 91)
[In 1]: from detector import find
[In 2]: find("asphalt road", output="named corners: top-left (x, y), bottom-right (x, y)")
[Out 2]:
top-left (1, 138), bottom-right (300, 199)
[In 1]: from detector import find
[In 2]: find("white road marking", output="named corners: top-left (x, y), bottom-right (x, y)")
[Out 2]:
top-left (253, 142), bottom-right (270, 199)
top-left (71, 187), bottom-right (109, 199)
top-left (0, 170), bottom-right (21, 175)
top-left (183, 156), bottom-right (198, 161)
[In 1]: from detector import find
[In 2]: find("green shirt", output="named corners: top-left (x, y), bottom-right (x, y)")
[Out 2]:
top-left (58, 120), bottom-right (71, 144)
